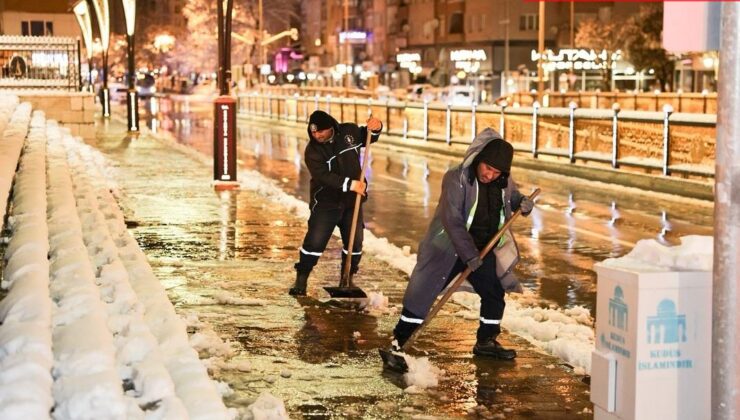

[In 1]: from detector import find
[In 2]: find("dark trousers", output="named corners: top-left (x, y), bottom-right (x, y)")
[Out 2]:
top-left (393, 253), bottom-right (505, 346)
top-left (295, 206), bottom-right (363, 275)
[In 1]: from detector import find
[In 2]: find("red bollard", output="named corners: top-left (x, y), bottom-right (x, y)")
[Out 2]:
top-left (213, 95), bottom-right (239, 190)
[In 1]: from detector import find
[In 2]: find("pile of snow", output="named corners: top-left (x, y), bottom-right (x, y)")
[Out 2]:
top-left (600, 235), bottom-right (713, 272)
top-left (0, 107), bottom-right (53, 417)
top-left (62, 133), bottom-right (235, 419)
top-left (359, 291), bottom-right (391, 314)
top-left (0, 97), bottom-right (28, 226)
top-left (452, 291), bottom-right (595, 373)
top-left (243, 391), bottom-right (289, 420)
top-left (402, 354), bottom-right (443, 392)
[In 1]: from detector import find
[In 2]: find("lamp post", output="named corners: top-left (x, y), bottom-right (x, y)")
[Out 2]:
top-left (73, 1), bottom-right (94, 92)
top-left (122, 0), bottom-right (138, 132)
top-left (90, 0), bottom-right (111, 117)
top-left (214, 0), bottom-right (239, 190)
top-left (537, 1), bottom-right (545, 101)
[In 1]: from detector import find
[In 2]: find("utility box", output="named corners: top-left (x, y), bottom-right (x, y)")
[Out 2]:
top-left (590, 264), bottom-right (711, 420)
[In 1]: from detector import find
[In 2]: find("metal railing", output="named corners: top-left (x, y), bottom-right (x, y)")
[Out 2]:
top-left (494, 90), bottom-right (716, 114)
top-left (0, 35), bottom-right (81, 91)
top-left (238, 92), bottom-right (717, 178)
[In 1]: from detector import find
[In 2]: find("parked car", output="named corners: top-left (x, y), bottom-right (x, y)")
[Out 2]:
top-left (136, 73), bottom-right (156, 98)
top-left (443, 85), bottom-right (475, 107)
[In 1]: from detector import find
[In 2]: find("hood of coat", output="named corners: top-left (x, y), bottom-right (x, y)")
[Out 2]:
top-left (307, 111), bottom-right (340, 143)
top-left (459, 128), bottom-right (511, 182)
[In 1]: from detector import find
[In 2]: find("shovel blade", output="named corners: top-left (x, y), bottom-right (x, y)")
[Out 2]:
top-left (379, 348), bottom-right (408, 373)
top-left (323, 286), bottom-right (367, 299)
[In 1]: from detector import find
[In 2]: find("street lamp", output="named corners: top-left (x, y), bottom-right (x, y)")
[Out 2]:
top-left (73, 1), bottom-right (94, 93)
top-left (213, 0), bottom-right (238, 190)
top-left (90, 0), bottom-right (111, 117)
top-left (122, 0), bottom-right (138, 132)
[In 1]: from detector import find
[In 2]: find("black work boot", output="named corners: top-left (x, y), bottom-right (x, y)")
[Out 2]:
top-left (289, 272), bottom-right (309, 296)
top-left (473, 337), bottom-right (517, 360)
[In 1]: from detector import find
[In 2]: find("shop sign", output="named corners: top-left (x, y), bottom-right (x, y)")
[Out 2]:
top-left (339, 31), bottom-right (368, 44)
top-left (531, 48), bottom-right (623, 71)
top-left (450, 49), bottom-right (487, 73)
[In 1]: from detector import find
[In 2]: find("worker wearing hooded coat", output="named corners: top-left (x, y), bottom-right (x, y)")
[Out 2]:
top-left (390, 128), bottom-right (534, 359)
top-left (290, 110), bottom-right (383, 296)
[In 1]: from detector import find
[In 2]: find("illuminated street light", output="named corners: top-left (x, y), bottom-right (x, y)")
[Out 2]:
top-left (90, 0), bottom-right (111, 117)
top-left (73, 1), bottom-right (94, 92)
top-left (153, 34), bottom-right (175, 53)
top-left (122, 0), bottom-right (138, 132)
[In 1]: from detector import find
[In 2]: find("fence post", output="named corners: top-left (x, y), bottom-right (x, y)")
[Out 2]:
top-left (471, 102), bottom-right (477, 142)
top-left (403, 117), bottom-right (408, 141)
top-left (568, 101), bottom-right (577, 163)
top-left (385, 99), bottom-right (391, 133)
top-left (445, 103), bottom-right (452, 145)
top-left (662, 104), bottom-right (673, 176)
top-left (303, 95), bottom-right (309, 121)
top-left (423, 99), bottom-right (429, 141)
top-left (326, 94), bottom-right (331, 113)
top-left (499, 101), bottom-right (507, 138)
top-left (702, 89), bottom-right (709, 113)
top-left (268, 93), bottom-right (272, 119)
top-left (367, 98), bottom-right (373, 118)
top-left (314, 94), bottom-right (319, 111)
top-left (612, 103), bottom-right (620, 169)
top-left (531, 101), bottom-right (540, 158)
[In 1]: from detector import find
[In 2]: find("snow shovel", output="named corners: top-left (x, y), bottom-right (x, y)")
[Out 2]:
top-left (323, 129), bottom-right (374, 299)
top-left (380, 188), bottom-right (541, 372)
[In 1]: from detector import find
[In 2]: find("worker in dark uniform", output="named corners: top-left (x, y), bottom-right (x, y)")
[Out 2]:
top-left (389, 129), bottom-right (534, 359)
top-left (289, 110), bottom-right (383, 296)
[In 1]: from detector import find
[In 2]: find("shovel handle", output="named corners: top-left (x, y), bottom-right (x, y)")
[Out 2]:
top-left (342, 128), bottom-right (374, 286)
top-left (400, 188), bottom-right (541, 351)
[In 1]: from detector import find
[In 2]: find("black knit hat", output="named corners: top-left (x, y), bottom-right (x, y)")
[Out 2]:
top-left (476, 138), bottom-right (514, 173)
top-left (308, 110), bottom-right (336, 132)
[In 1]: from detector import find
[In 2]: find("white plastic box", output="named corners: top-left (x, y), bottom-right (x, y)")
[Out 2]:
top-left (590, 264), bottom-right (711, 420)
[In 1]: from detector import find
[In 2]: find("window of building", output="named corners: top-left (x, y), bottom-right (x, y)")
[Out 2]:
top-left (21, 21), bottom-right (29, 36)
top-left (46, 22), bottom-right (54, 36)
top-left (519, 14), bottom-right (538, 31)
top-left (449, 12), bottom-right (463, 34)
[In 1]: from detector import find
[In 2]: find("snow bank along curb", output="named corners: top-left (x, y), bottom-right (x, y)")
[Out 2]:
top-left (148, 131), bottom-right (595, 374)
top-left (0, 95), bottom-right (27, 226)
top-left (0, 110), bottom-right (233, 418)
top-left (0, 106), bottom-right (54, 417)
top-left (57, 130), bottom-right (234, 419)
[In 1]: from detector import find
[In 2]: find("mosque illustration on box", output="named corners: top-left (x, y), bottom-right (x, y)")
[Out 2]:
top-left (646, 299), bottom-right (687, 344)
top-left (608, 286), bottom-right (628, 331)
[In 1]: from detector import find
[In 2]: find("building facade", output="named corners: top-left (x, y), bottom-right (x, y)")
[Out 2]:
top-left (0, 0), bottom-right (79, 37)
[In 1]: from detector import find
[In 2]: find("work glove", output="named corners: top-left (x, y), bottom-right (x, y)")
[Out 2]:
top-left (367, 117), bottom-right (383, 133)
top-left (466, 256), bottom-right (483, 272)
top-left (350, 180), bottom-right (367, 196)
top-left (518, 197), bottom-right (534, 216)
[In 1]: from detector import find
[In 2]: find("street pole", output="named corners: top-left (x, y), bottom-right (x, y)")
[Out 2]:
top-left (712, 3), bottom-right (740, 419)
top-left (570, 1), bottom-right (574, 47)
top-left (126, 33), bottom-right (138, 131)
top-left (344, 0), bottom-right (351, 89)
top-left (214, 0), bottom-right (238, 190)
top-left (537, 1), bottom-right (545, 102)
top-left (76, 38), bottom-right (83, 91)
top-left (122, 0), bottom-right (138, 132)
top-left (91, 0), bottom-right (111, 118)
top-left (258, 0), bottom-right (264, 84)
